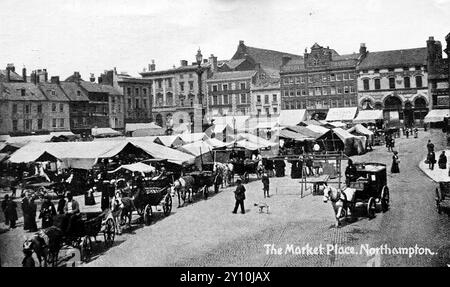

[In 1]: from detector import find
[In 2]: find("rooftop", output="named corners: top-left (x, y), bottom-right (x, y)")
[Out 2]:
top-left (357, 47), bottom-right (427, 70)
top-left (0, 82), bottom-right (47, 101)
top-left (207, 70), bottom-right (257, 81)
top-left (38, 83), bottom-right (70, 102)
top-left (58, 82), bottom-right (89, 102)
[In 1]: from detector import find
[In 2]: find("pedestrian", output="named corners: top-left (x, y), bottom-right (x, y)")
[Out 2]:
top-left (438, 151), bottom-right (447, 169)
top-left (57, 194), bottom-right (66, 215)
top-left (391, 151), bottom-right (400, 174)
top-left (405, 128), bottom-right (409, 139)
top-left (22, 249), bottom-right (35, 267)
top-left (428, 150), bottom-right (436, 170)
top-left (414, 127), bottom-right (418, 138)
top-left (261, 172), bottom-right (270, 198)
top-left (39, 195), bottom-right (56, 229)
top-left (232, 179), bottom-right (246, 214)
top-left (21, 192), bottom-right (31, 231)
top-left (28, 196), bottom-right (38, 232)
top-left (2, 195), bottom-right (18, 229)
top-left (345, 159), bottom-right (358, 186)
top-left (1, 195), bottom-right (10, 226)
top-left (427, 140), bottom-right (434, 153)
top-left (62, 192), bottom-right (80, 234)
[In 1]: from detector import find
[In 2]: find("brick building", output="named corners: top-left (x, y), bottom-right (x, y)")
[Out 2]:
top-left (357, 47), bottom-right (428, 127)
top-left (280, 43), bottom-right (362, 120)
top-left (0, 67), bottom-right (70, 135)
top-left (99, 69), bottom-right (153, 124)
top-left (208, 40), bottom-right (301, 117)
top-left (427, 35), bottom-right (449, 111)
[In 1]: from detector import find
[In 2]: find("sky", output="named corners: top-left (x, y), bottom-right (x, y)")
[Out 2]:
top-left (1, 0), bottom-right (449, 80)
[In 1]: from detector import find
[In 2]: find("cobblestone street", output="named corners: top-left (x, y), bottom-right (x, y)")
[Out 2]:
top-left (2, 130), bottom-right (449, 267)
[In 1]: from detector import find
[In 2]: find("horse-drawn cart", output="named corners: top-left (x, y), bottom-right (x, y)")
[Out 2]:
top-left (229, 159), bottom-right (261, 183)
top-left (436, 181), bottom-right (450, 214)
top-left (134, 177), bottom-right (172, 225)
top-left (348, 162), bottom-right (390, 218)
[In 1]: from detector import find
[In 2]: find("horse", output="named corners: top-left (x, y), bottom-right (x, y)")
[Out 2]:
top-left (23, 226), bottom-right (64, 267)
top-left (110, 189), bottom-right (138, 233)
top-left (322, 185), bottom-right (355, 227)
top-left (170, 175), bottom-right (195, 207)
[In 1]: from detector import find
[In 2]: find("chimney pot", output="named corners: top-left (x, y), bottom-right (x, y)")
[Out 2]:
top-left (22, 67), bottom-right (27, 83)
top-left (50, 76), bottom-right (60, 84)
top-left (239, 40), bottom-right (244, 45)
top-left (429, 36), bottom-right (434, 41)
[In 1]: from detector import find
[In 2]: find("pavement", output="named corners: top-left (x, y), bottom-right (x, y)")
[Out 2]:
top-left (418, 150), bottom-right (450, 182)
top-left (2, 128), bottom-right (450, 267)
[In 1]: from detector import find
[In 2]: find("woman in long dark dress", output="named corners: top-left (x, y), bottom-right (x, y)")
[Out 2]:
top-left (391, 151), bottom-right (400, 173)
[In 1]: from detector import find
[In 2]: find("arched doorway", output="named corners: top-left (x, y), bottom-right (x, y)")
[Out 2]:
top-left (383, 96), bottom-right (402, 125)
top-left (155, 113), bottom-right (163, 127)
top-left (404, 101), bottom-right (413, 127)
top-left (414, 97), bottom-right (428, 127)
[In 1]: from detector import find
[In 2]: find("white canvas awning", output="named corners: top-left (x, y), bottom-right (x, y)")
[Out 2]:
top-left (125, 122), bottom-right (161, 133)
top-left (110, 162), bottom-right (155, 174)
top-left (353, 110), bottom-right (384, 124)
top-left (279, 109), bottom-right (307, 126)
top-left (50, 131), bottom-right (76, 137)
top-left (91, 127), bottom-right (122, 137)
top-left (325, 107), bottom-right (358, 122)
top-left (154, 135), bottom-right (184, 147)
top-left (424, 109), bottom-right (450, 123)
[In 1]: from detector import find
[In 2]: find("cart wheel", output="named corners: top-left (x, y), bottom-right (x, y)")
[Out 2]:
top-left (367, 197), bottom-right (376, 219)
top-left (163, 194), bottom-right (172, 216)
top-left (381, 186), bottom-right (390, 212)
top-left (144, 204), bottom-right (152, 225)
top-left (435, 188), bottom-right (442, 214)
top-left (103, 218), bottom-right (115, 247)
top-left (340, 207), bottom-right (347, 219)
top-left (80, 236), bottom-right (92, 262)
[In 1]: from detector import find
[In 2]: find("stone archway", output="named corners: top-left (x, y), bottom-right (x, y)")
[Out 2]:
top-left (413, 96), bottom-right (428, 127)
top-left (383, 95), bottom-right (403, 124)
top-left (360, 98), bottom-right (374, 110)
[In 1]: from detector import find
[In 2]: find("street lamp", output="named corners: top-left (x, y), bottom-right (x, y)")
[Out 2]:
top-left (195, 48), bottom-right (204, 132)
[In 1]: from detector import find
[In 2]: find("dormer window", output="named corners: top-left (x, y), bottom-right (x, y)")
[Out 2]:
top-left (21, 89), bottom-right (26, 97)
top-left (51, 90), bottom-right (56, 96)
top-left (77, 91), bottom-right (81, 97)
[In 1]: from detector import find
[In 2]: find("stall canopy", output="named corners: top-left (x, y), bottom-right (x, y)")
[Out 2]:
top-left (5, 134), bottom-right (53, 145)
top-left (204, 124), bottom-right (234, 139)
top-left (126, 139), bottom-right (195, 166)
top-left (110, 162), bottom-right (155, 174)
top-left (283, 126), bottom-right (323, 140)
top-left (352, 110), bottom-right (384, 124)
top-left (177, 141), bottom-right (215, 157)
top-left (212, 116), bottom-right (249, 132)
top-left (236, 133), bottom-right (278, 148)
top-left (125, 122), bottom-right (161, 133)
top-left (278, 129), bottom-right (313, 141)
top-left (325, 107), bottom-right (358, 122)
top-left (347, 124), bottom-right (374, 140)
top-left (325, 121), bottom-right (347, 128)
top-left (154, 135), bottom-right (184, 147)
top-left (234, 140), bottom-right (266, 151)
top-left (298, 119), bottom-right (326, 126)
top-left (424, 109), bottom-right (450, 123)
top-left (179, 133), bottom-right (209, 144)
top-left (279, 109), bottom-right (307, 126)
top-left (304, 124), bottom-right (330, 136)
top-left (91, 127), bottom-right (122, 138)
top-left (132, 128), bottom-right (165, 137)
top-left (50, 131), bottom-right (75, 137)
top-left (204, 138), bottom-right (231, 148)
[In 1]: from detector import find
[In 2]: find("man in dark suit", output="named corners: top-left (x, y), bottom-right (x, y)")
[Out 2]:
top-left (232, 179), bottom-right (246, 214)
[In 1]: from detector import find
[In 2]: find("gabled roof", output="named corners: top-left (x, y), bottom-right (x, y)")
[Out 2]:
top-left (208, 70), bottom-right (257, 81)
top-left (358, 47), bottom-right (427, 70)
top-left (232, 42), bottom-right (303, 71)
top-left (79, 81), bottom-right (122, 95)
top-left (0, 70), bottom-right (23, 82)
top-left (38, 83), bottom-right (69, 102)
top-left (0, 82), bottom-right (47, 101)
top-left (59, 82), bottom-right (89, 101)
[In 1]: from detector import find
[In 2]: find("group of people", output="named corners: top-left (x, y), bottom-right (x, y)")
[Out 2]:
top-left (402, 127), bottom-right (419, 139)
top-left (426, 140), bottom-right (447, 171)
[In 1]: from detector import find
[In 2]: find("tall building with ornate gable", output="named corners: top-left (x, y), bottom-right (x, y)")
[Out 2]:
top-left (280, 43), bottom-right (363, 120)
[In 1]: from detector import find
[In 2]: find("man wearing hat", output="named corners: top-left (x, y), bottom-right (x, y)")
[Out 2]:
top-left (232, 179), bottom-right (246, 214)
top-left (39, 195), bottom-right (56, 229)
top-left (63, 192), bottom-right (80, 234)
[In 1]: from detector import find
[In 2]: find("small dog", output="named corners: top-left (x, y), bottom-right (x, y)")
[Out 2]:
top-left (254, 202), bottom-right (269, 214)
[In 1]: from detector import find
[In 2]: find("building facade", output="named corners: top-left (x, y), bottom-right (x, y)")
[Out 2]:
top-left (140, 57), bottom-right (212, 131)
top-left (427, 36), bottom-right (450, 110)
top-left (59, 80), bottom-right (91, 134)
top-left (249, 79), bottom-right (280, 117)
top-left (280, 43), bottom-right (362, 120)
top-left (208, 40), bottom-right (301, 118)
top-left (357, 47), bottom-right (429, 127)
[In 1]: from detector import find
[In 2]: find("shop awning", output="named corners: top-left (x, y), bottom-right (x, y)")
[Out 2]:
top-left (424, 109), bottom-right (450, 123)
top-left (278, 129), bottom-right (313, 141)
top-left (110, 162), bottom-right (156, 174)
top-left (279, 109), bottom-right (307, 126)
top-left (325, 107), bottom-right (358, 122)
top-left (353, 110), bottom-right (384, 124)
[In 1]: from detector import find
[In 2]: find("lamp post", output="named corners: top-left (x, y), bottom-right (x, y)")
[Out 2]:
top-left (195, 48), bottom-right (204, 133)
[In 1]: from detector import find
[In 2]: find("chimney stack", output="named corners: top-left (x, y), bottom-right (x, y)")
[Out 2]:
top-left (90, 73), bottom-right (95, 82)
top-left (43, 69), bottom-right (48, 82)
top-left (149, 60), bottom-right (156, 72)
top-left (98, 77), bottom-right (103, 84)
top-left (31, 71), bottom-right (36, 84)
top-left (359, 43), bottom-right (367, 55)
top-left (50, 76), bottom-right (60, 84)
top-left (180, 60), bottom-right (188, 67)
top-left (7, 63), bottom-right (15, 73)
top-left (209, 54), bottom-right (218, 72)
top-left (6, 69), bottom-right (10, 82)
top-left (22, 67), bottom-right (27, 83)
top-left (282, 56), bottom-right (292, 66)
